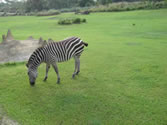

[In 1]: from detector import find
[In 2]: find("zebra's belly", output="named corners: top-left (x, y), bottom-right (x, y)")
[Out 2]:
top-left (51, 55), bottom-right (69, 63)
top-left (57, 57), bottom-right (71, 63)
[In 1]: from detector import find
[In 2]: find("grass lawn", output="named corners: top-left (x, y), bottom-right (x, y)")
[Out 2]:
top-left (0, 9), bottom-right (167, 125)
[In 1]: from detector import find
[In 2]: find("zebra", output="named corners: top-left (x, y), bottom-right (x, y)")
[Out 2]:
top-left (26, 37), bottom-right (88, 86)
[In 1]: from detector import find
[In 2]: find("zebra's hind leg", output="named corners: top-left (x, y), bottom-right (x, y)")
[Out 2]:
top-left (52, 63), bottom-right (60, 84)
top-left (72, 57), bottom-right (78, 79)
top-left (76, 57), bottom-right (80, 75)
top-left (43, 64), bottom-right (50, 82)
top-left (72, 56), bottom-right (80, 78)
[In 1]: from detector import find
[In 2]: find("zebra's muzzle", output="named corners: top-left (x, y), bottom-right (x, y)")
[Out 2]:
top-left (30, 81), bottom-right (35, 86)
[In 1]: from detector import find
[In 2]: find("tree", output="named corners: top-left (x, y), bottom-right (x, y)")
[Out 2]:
top-left (97, 0), bottom-right (112, 5)
top-left (79, 0), bottom-right (95, 7)
top-left (26, 0), bottom-right (48, 12)
top-left (0, 0), bottom-right (26, 13)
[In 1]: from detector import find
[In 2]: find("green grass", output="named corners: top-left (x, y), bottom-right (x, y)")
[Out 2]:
top-left (0, 9), bottom-right (167, 125)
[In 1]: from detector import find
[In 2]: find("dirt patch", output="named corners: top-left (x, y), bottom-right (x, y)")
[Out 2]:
top-left (0, 30), bottom-right (47, 64)
top-left (0, 39), bottom-right (41, 64)
top-left (0, 106), bottom-right (19, 125)
top-left (0, 116), bottom-right (19, 125)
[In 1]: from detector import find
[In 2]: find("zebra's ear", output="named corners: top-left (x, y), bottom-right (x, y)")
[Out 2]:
top-left (26, 63), bottom-right (28, 68)
top-left (44, 40), bottom-right (47, 43)
top-left (41, 40), bottom-right (47, 46)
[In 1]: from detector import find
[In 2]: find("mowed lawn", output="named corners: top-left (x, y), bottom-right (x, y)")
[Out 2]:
top-left (0, 9), bottom-right (167, 125)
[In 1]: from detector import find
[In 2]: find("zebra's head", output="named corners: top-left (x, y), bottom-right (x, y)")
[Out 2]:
top-left (26, 63), bottom-right (38, 86)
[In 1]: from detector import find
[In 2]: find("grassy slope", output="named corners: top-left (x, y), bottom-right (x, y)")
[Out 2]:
top-left (0, 9), bottom-right (167, 125)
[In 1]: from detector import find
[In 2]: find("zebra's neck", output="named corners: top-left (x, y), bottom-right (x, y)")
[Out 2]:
top-left (28, 47), bottom-right (45, 69)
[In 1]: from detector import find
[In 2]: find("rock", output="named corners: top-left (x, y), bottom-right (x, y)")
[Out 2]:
top-left (6, 29), bottom-right (14, 41)
top-left (0, 30), bottom-right (56, 64)
top-left (2, 35), bottom-right (6, 43)
top-left (27, 36), bottom-right (34, 40)
top-left (38, 37), bottom-right (43, 44)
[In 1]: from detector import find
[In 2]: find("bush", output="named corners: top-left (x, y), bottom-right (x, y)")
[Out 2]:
top-left (58, 18), bottom-right (86, 25)
top-left (0, 12), bottom-right (17, 16)
top-left (76, 10), bottom-right (90, 15)
top-left (6, 13), bottom-right (17, 16)
top-left (58, 19), bottom-right (72, 25)
top-left (82, 19), bottom-right (87, 23)
top-left (72, 18), bottom-right (81, 24)
top-left (89, 1), bottom-right (167, 13)
top-left (36, 9), bottom-right (60, 16)
top-left (0, 12), bottom-right (5, 16)
top-left (27, 12), bottom-right (36, 16)
top-left (60, 7), bottom-right (81, 13)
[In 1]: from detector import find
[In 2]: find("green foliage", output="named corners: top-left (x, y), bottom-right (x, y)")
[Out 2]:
top-left (97, 0), bottom-right (112, 5)
top-left (58, 18), bottom-right (87, 25)
top-left (60, 7), bottom-right (81, 13)
top-left (82, 18), bottom-right (87, 22)
top-left (58, 19), bottom-right (72, 25)
top-left (89, 1), bottom-right (167, 12)
top-left (36, 9), bottom-right (60, 16)
top-left (0, 0), bottom-right (167, 14)
top-left (25, 0), bottom-right (94, 12)
top-left (25, 0), bottom-right (48, 12)
top-left (72, 18), bottom-right (81, 23)
top-left (0, 1), bottom-right (26, 15)
top-left (79, 0), bottom-right (95, 7)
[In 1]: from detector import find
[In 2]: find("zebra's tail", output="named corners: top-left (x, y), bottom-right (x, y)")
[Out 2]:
top-left (82, 42), bottom-right (88, 47)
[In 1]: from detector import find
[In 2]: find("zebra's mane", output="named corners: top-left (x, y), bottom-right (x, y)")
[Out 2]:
top-left (27, 46), bottom-right (44, 66)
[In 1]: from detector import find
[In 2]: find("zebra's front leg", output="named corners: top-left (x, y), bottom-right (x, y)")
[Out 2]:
top-left (43, 64), bottom-right (50, 82)
top-left (52, 63), bottom-right (60, 84)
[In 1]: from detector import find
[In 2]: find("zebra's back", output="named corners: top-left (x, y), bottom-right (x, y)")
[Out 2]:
top-left (44, 37), bottom-right (85, 62)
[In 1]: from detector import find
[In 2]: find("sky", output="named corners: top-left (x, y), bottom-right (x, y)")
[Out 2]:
top-left (0, 0), bottom-right (6, 3)
top-left (0, 0), bottom-right (23, 3)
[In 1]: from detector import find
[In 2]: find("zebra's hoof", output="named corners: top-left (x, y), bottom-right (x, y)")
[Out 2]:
top-left (57, 78), bottom-right (60, 84)
top-left (72, 74), bottom-right (75, 79)
top-left (76, 71), bottom-right (80, 75)
top-left (43, 77), bottom-right (47, 82)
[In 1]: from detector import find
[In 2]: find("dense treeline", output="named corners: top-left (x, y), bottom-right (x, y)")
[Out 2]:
top-left (25, 0), bottom-right (164, 12)
top-left (0, 0), bottom-right (26, 14)
top-left (0, 0), bottom-right (166, 14)
top-left (25, 0), bottom-right (104, 12)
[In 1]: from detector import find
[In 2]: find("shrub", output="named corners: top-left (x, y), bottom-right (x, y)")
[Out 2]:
top-left (58, 19), bottom-right (72, 25)
top-left (0, 12), bottom-right (5, 16)
top-left (0, 12), bottom-right (17, 16)
top-left (6, 13), bottom-right (17, 16)
top-left (80, 10), bottom-right (90, 15)
top-left (88, 1), bottom-right (167, 13)
top-left (58, 18), bottom-right (86, 25)
top-left (72, 18), bottom-right (81, 24)
top-left (36, 9), bottom-right (60, 16)
top-left (60, 7), bottom-right (81, 13)
top-left (27, 12), bottom-right (36, 16)
top-left (82, 19), bottom-right (87, 23)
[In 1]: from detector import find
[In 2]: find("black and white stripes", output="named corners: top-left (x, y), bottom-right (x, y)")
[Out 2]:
top-left (26, 37), bottom-right (88, 85)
